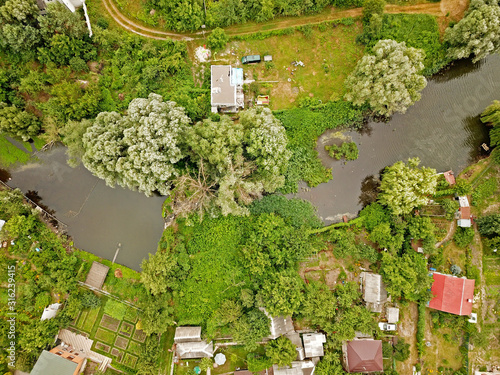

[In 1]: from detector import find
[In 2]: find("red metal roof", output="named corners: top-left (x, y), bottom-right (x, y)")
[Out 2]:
top-left (346, 340), bottom-right (383, 373)
top-left (460, 206), bottom-right (471, 219)
top-left (429, 273), bottom-right (475, 315)
top-left (443, 170), bottom-right (456, 185)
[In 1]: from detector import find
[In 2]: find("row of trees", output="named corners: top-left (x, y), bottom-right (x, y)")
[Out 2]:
top-left (146, 0), bottom-right (364, 31)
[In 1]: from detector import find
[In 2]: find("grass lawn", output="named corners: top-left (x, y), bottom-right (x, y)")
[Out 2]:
top-left (83, 307), bottom-right (100, 332)
top-left (212, 346), bottom-right (252, 374)
top-left (422, 310), bottom-right (465, 372)
top-left (193, 21), bottom-right (364, 110)
top-left (0, 135), bottom-right (32, 168)
top-left (440, 241), bottom-right (467, 273)
top-left (158, 326), bottom-right (176, 374)
top-left (76, 310), bottom-right (88, 330)
top-left (95, 328), bottom-right (117, 345)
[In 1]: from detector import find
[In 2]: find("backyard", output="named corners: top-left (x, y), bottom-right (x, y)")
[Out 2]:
top-left (70, 295), bottom-right (145, 373)
top-left (189, 20), bottom-right (364, 110)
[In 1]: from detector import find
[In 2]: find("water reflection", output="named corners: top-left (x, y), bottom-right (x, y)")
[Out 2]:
top-left (296, 54), bottom-right (500, 223)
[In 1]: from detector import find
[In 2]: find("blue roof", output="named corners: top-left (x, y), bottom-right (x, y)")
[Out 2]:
top-left (231, 68), bottom-right (243, 86)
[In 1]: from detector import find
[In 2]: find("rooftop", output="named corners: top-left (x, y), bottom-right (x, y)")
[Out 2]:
top-left (302, 333), bottom-right (326, 358)
top-left (174, 326), bottom-right (202, 343)
top-left (361, 272), bottom-right (388, 312)
top-left (429, 273), bottom-right (475, 315)
top-left (84, 261), bottom-right (109, 290)
top-left (344, 340), bottom-right (383, 373)
top-left (176, 340), bottom-right (214, 359)
top-left (260, 308), bottom-right (294, 339)
top-left (211, 65), bottom-right (236, 106)
top-left (30, 350), bottom-right (78, 375)
top-left (386, 307), bottom-right (400, 324)
top-left (443, 170), bottom-right (456, 185)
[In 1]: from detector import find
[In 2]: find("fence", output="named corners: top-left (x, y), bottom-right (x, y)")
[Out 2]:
top-left (0, 179), bottom-right (68, 233)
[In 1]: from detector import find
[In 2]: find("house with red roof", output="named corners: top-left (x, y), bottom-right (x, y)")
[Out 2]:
top-left (428, 273), bottom-right (475, 315)
top-left (342, 340), bottom-right (383, 373)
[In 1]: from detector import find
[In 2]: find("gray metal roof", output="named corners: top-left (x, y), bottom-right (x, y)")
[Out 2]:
top-left (30, 350), bottom-right (78, 375)
top-left (260, 308), bottom-right (294, 339)
top-left (387, 307), bottom-right (400, 324)
top-left (302, 333), bottom-right (326, 358)
top-left (361, 273), bottom-right (388, 312)
top-left (174, 327), bottom-right (202, 343)
top-left (176, 340), bottom-right (213, 359)
top-left (273, 361), bottom-right (315, 375)
top-left (211, 65), bottom-right (236, 106)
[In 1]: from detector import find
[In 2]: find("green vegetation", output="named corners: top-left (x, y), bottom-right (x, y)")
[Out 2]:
top-left (274, 100), bottom-right (363, 192)
top-left (325, 141), bottom-right (359, 160)
top-left (444, 0), bottom-right (500, 63)
top-left (0, 135), bottom-right (33, 167)
top-left (345, 39), bottom-right (427, 116)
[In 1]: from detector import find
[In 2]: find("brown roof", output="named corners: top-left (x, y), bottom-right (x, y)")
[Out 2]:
top-left (84, 262), bottom-right (109, 290)
top-left (460, 206), bottom-right (471, 219)
top-left (443, 170), bottom-right (456, 185)
top-left (345, 340), bottom-right (383, 373)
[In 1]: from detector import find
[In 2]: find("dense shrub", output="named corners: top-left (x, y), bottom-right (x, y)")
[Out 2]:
top-left (453, 227), bottom-right (474, 248)
top-left (416, 302), bottom-right (426, 356)
top-left (368, 14), bottom-right (448, 75)
top-left (104, 299), bottom-right (127, 320)
top-left (275, 101), bottom-right (363, 192)
top-left (325, 141), bottom-right (359, 160)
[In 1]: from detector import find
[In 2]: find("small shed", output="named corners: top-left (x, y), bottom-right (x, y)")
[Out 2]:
top-left (84, 262), bottom-right (109, 290)
top-left (174, 327), bottom-right (202, 343)
top-left (264, 55), bottom-right (273, 62)
top-left (386, 307), bottom-right (400, 324)
top-left (302, 333), bottom-right (326, 358)
top-left (286, 332), bottom-right (305, 360)
top-left (260, 308), bottom-right (294, 339)
top-left (443, 170), bottom-right (456, 185)
top-left (411, 239), bottom-right (424, 253)
top-left (0, 219), bottom-right (5, 232)
top-left (360, 272), bottom-right (388, 313)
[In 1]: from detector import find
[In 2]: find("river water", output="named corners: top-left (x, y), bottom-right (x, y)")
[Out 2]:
top-left (297, 54), bottom-right (500, 223)
top-left (1, 55), bottom-right (499, 268)
top-left (2, 146), bottom-right (164, 271)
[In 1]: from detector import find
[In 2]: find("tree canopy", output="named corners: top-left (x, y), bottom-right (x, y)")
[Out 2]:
top-left (82, 93), bottom-right (191, 196)
top-left (444, 0), bottom-right (500, 63)
top-left (345, 39), bottom-right (427, 116)
top-left (378, 157), bottom-right (437, 215)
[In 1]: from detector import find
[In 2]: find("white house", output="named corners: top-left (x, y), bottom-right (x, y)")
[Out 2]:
top-left (211, 65), bottom-right (244, 113)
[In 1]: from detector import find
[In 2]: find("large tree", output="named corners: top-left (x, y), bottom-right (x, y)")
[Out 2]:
top-left (378, 157), bottom-right (437, 215)
top-left (444, 0), bottom-right (500, 63)
top-left (172, 107), bottom-right (291, 217)
top-left (0, 102), bottom-right (41, 140)
top-left (379, 251), bottom-right (431, 301)
top-left (82, 93), bottom-right (191, 196)
top-left (265, 336), bottom-right (297, 367)
top-left (345, 39), bottom-right (427, 116)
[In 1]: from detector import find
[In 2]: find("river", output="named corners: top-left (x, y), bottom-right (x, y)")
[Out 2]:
top-left (297, 54), bottom-right (500, 223)
top-left (1, 55), bottom-right (499, 268)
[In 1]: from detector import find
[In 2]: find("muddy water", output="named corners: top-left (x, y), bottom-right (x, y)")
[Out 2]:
top-left (2, 147), bottom-right (164, 271)
top-left (296, 55), bottom-right (500, 223)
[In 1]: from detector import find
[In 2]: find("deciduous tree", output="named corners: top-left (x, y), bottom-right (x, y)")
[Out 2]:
top-left (444, 0), bottom-right (500, 63)
top-left (345, 39), bottom-right (427, 116)
top-left (265, 336), bottom-right (297, 367)
top-left (82, 93), bottom-right (191, 196)
top-left (378, 157), bottom-right (437, 215)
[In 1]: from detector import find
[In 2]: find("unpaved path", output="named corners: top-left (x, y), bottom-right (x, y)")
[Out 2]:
top-left (435, 219), bottom-right (456, 248)
top-left (101, 0), bottom-right (445, 40)
top-left (397, 302), bottom-right (419, 374)
top-left (441, 0), bottom-right (469, 20)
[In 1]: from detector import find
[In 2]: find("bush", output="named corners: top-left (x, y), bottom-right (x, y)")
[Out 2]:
top-left (247, 353), bottom-right (273, 372)
top-left (442, 199), bottom-right (459, 220)
top-left (104, 299), bottom-right (127, 320)
top-left (416, 302), bottom-right (426, 356)
top-left (207, 28), bottom-right (229, 51)
top-left (393, 339), bottom-right (410, 362)
top-left (325, 141), bottom-right (359, 160)
top-left (69, 56), bottom-right (89, 72)
top-left (453, 227), bottom-right (474, 248)
top-left (81, 291), bottom-right (102, 309)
